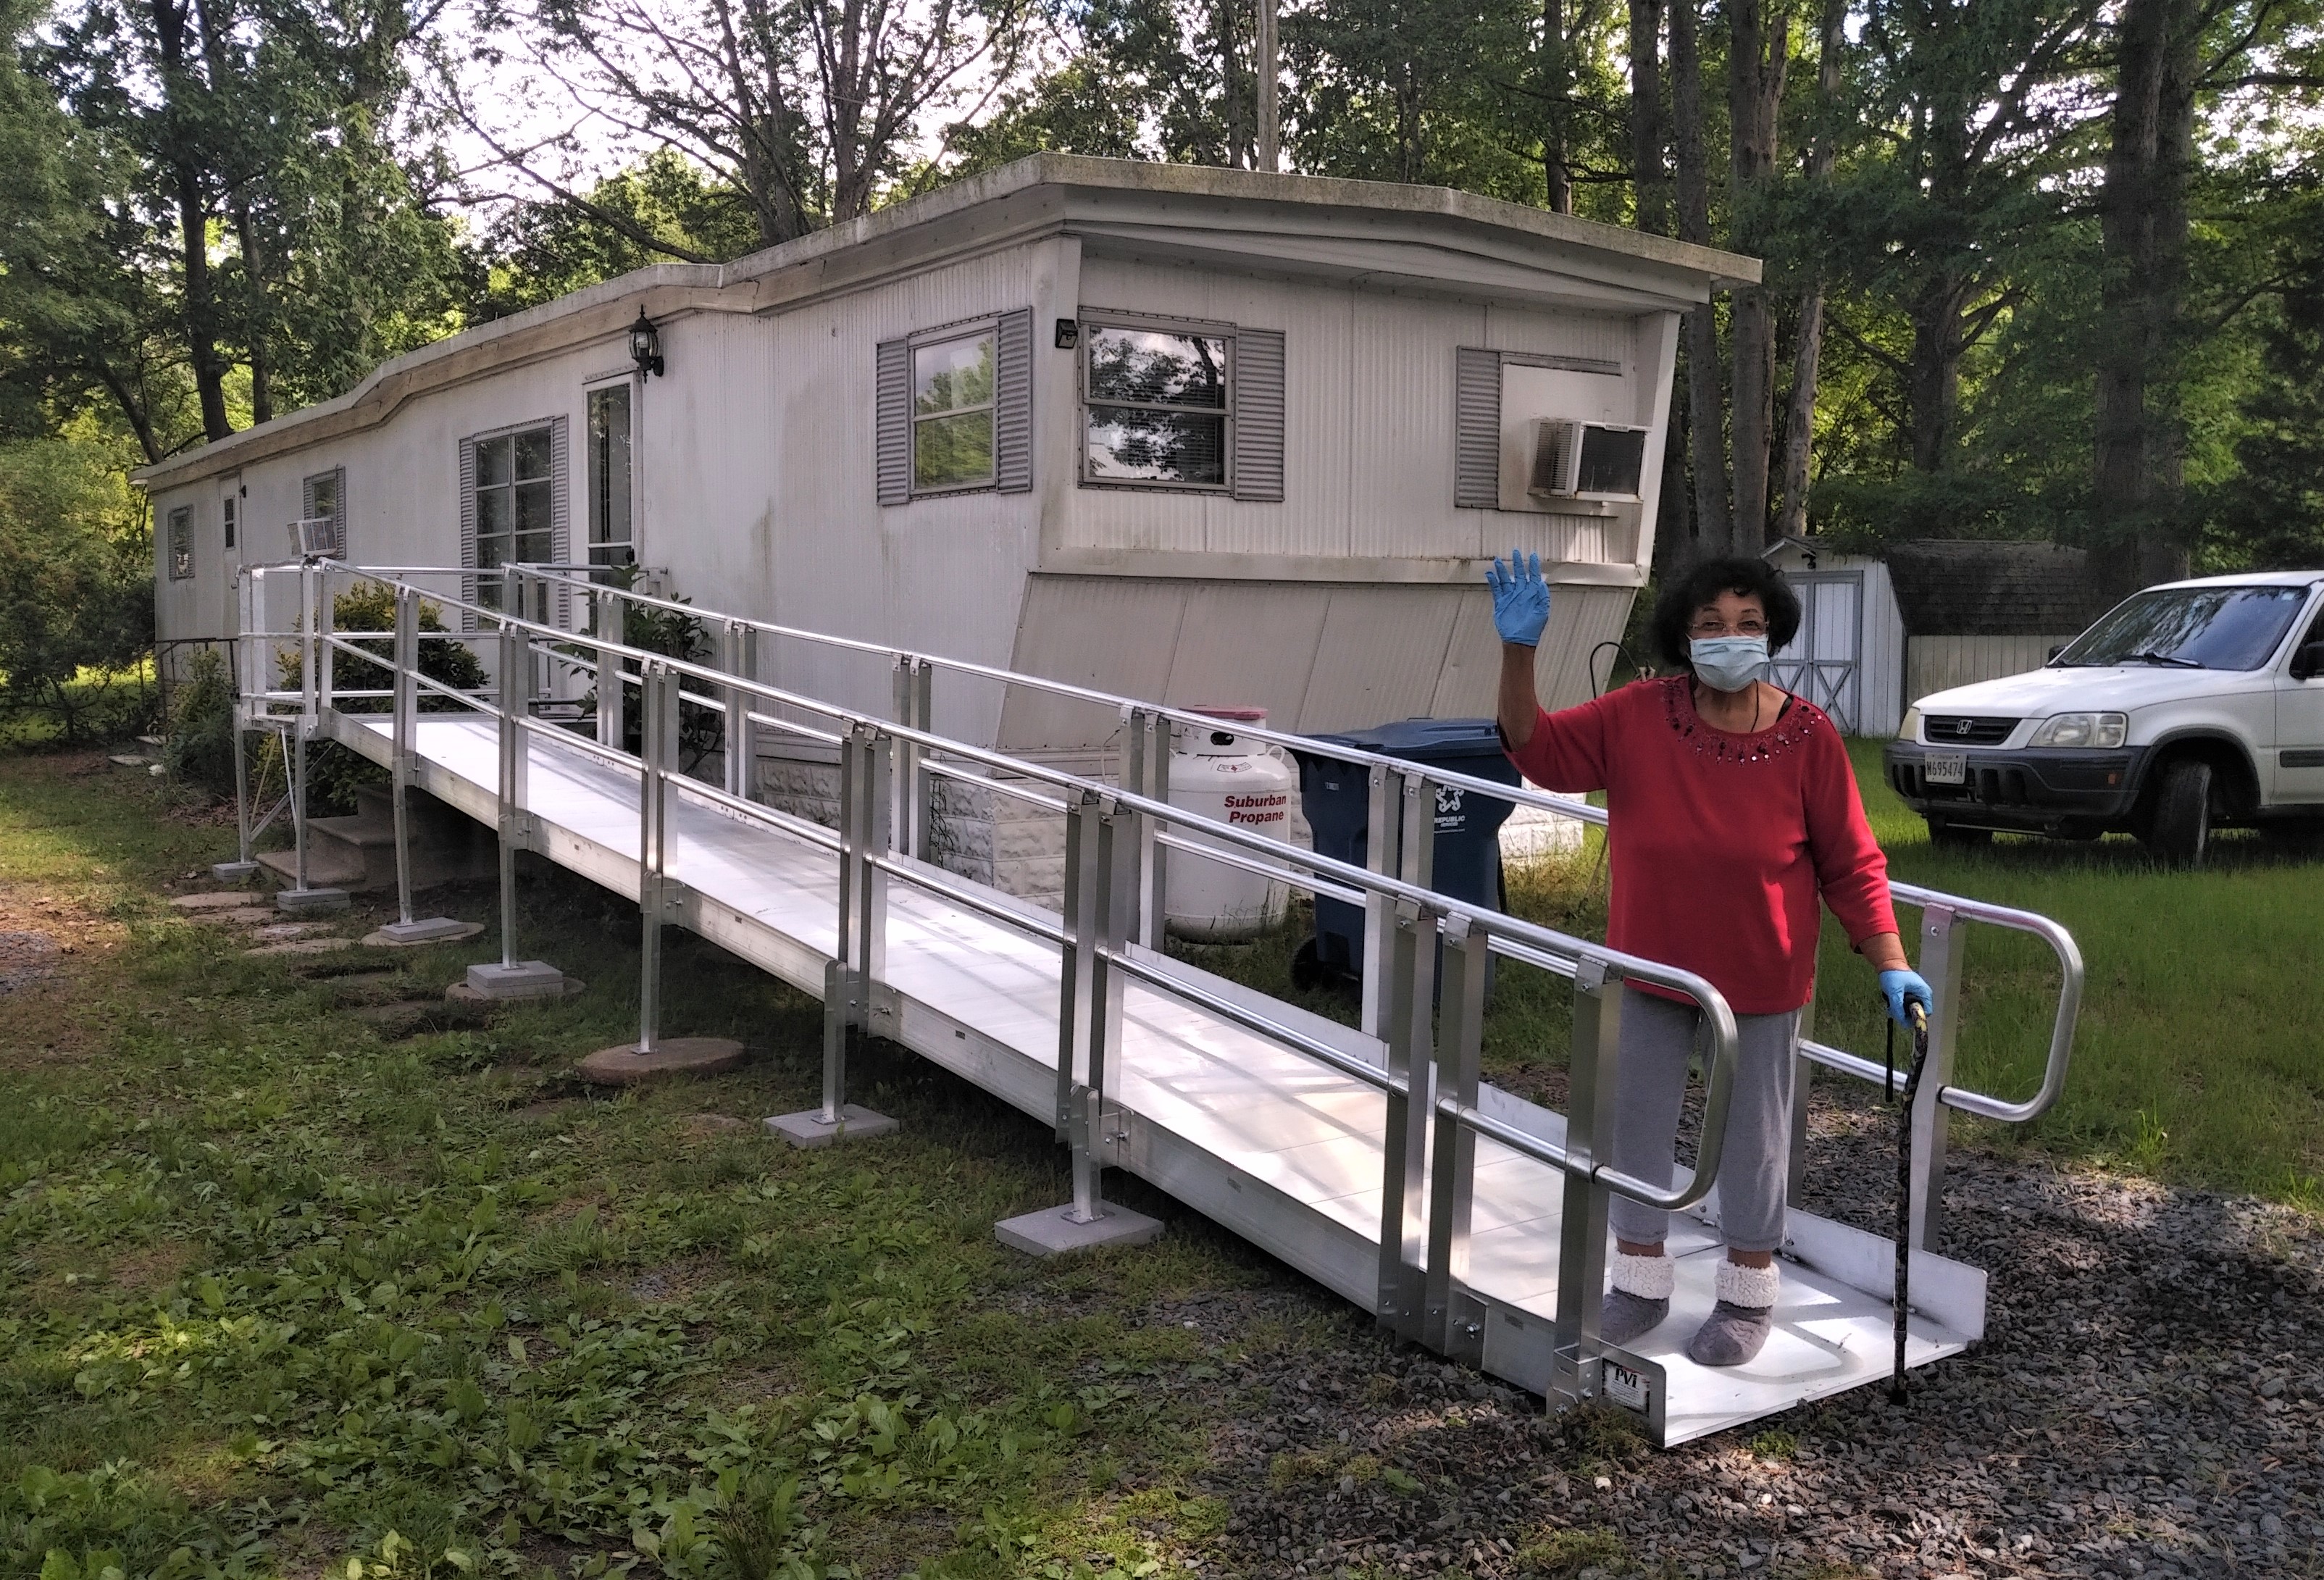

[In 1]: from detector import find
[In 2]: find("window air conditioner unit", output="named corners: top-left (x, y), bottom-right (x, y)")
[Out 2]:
top-left (1527, 419), bottom-right (1650, 501)
top-left (290, 516), bottom-right (338, 558)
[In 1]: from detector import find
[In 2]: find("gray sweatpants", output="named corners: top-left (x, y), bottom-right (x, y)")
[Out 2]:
top-left (1606, 987), bottom-right (1802, 1254)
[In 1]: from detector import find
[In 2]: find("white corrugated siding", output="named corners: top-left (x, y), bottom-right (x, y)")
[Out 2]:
top-left (998, 575), bottom-right (1637, 748)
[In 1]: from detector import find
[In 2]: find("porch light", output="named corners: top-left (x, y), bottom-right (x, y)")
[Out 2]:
top-left (629, 309), bottom-right (665, 378)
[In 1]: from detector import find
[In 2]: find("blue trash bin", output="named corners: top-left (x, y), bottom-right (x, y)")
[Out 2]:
top-left (1290, 718), bottom-right (1521, 991)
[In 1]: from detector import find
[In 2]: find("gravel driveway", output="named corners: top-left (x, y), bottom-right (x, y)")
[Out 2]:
top-left (1131, 1084), bottom-right (2323, 1579)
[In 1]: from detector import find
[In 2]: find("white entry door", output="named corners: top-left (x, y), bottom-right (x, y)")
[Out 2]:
top-left (1771, 574), bottom-right (1863, 732)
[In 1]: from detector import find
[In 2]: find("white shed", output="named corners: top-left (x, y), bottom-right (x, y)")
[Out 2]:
top-left (140, 156), bottom-right (1755, 753)
top-left (1763, 537), bottom-right (2106, 737)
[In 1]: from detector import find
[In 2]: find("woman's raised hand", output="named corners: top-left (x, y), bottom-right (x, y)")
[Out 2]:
top-left (1487, 548), bottom-right (1550, 648)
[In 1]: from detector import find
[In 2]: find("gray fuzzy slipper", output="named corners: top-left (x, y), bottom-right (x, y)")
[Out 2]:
top-left (1686, 1259), bottom-right (1780, 1367)
top-left (1600, 1250), bottom-right (1674, 1347)
top-left (1600, 1290), bottom-right (1671, 1347)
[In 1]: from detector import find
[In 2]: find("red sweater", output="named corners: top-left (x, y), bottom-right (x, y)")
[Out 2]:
top-left (1505, 677), bottom-right (1897, 1016)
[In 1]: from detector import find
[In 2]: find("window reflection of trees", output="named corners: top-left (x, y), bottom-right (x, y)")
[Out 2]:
top-left (1086, 327), bottom-right (1228, 484)
top-left (2067, 588), bottom-right (2305, 670)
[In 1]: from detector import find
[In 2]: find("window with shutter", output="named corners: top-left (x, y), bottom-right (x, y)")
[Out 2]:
top-left (879, 312), bottom-right (1035, 503)
top-left (459, 417), bottom-right (568, 625)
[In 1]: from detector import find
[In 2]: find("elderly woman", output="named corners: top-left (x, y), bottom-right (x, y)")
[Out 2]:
top-left (1486, 551), bottom-right (1931, 1367)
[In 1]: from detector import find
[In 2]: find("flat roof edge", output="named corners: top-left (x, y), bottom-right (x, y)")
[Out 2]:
top-left (135, 156), bottom-right (1760, 490)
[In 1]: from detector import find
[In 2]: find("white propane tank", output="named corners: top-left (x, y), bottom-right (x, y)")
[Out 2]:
top-left (1165, 707), bottom-right (1297, 942)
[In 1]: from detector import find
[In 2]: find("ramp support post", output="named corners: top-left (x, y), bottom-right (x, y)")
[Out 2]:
top-left (461, 616), bottom-right (563, 999)
top-left (1123, 707), bottom-right (1169, 950)
top-left (637, 660), bottom-right (676, 1050)
top-left (997, 793), bottom-right (1158, 1254)
top-left (725, 622), bottom-right (758, 803)
top-left (1907, 904), bottom-right (1967, 1250)
top-left (595, 585), bottom-right (624, 750)
top-left (1376, 898), bottom-right (1438, 1339)
top-left (369, 587), bottom-right (470, 944)
top-left (275, 564), bottom-right (349, 914)
top-left (1424, 914), bottom-right (1490, 1360)
top-left (768, 722), bottom-right (900, 1146)
top-left (1358, 767), bottom-right (1398, 1036)
top-left (212, 573), bottom-right (260, 882)
top-left (1550, 956), bottom-right (1624, 1412)
top-left (891, 656), bottom-right (932, 858)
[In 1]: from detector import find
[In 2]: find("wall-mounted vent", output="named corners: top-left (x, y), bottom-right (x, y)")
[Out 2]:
top-left (1527, 420), bottom-right (1649, 501)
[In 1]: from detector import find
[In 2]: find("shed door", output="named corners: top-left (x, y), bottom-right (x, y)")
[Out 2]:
top-left (1771, 573), bottom-right (1862, 732)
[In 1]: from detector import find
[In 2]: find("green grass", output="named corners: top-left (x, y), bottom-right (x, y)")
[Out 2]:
top-left (0, 752), bottom-right (1307, 1580)
top-left (1, 729), bottom-right (2320, 1579)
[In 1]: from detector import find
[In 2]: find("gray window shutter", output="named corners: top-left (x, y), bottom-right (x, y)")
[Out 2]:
top-left (995, 309), bottom-right (1033, 493)
top-left (1232, 327), bottom-right (1286, 502)
top-left (1455, 348), bottom-right (1502, 510)
top-left (458, 438), bottom-right (478, 632)
top-left (876, 338), bottom-right (911, 505)
top-left (550, 416), bottom-right (571, 628)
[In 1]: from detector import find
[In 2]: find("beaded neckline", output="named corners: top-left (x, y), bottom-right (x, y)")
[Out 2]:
top-left (1658, 675), bottom-right (1827, 764)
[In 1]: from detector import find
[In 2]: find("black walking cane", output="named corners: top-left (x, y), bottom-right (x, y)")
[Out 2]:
top-left (1889, 1000), bottom-right (1932, 1405)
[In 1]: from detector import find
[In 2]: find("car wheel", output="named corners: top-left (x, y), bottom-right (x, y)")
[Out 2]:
top-left (2141, 758), bottom-right (2212, 866)
top-left (1926, 818), bottom-right (1991, 848)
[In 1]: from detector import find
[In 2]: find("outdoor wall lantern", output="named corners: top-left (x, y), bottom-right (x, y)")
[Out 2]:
top-left (629, 309), bottom-right (665, 378)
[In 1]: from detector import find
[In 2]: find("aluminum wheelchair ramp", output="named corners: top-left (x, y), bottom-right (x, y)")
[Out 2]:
top-left (230, 561), bottom-right (2084, 1448)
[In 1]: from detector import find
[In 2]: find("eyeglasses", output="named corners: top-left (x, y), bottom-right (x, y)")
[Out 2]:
top-left (1689, 618), bottom-right (1768, 639)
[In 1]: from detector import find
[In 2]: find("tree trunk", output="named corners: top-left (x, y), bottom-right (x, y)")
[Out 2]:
top-left (151, 0), bottom-right (230, 443)
top-left (1671, 0), bottom-right (1727, 555)
top-left (1775, 0), bottom-right (1843, 539)
top-left (1628, 0), bottom-right (1666, 234)
top-left (2092, 0), bottom-right (2199, 603)
top-left (1543, 0), bottom-right (1571, 212)
top-left (1726, 0), bottom-right (1788, 552)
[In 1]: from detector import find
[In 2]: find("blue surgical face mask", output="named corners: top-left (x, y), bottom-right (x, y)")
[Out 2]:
top-left (1690, 636), bottom-right (1771, 694)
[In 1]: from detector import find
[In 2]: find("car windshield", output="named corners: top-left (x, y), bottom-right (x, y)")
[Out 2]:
top-left (2053, 585), bottom-right (2312, 672)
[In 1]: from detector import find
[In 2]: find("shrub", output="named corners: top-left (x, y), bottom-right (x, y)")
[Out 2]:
top-left (163, 648), bottom-right (238, 798)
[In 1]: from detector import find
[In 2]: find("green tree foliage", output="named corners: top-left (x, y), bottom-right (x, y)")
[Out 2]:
top-left (0, 423), bottom-right (154, 740)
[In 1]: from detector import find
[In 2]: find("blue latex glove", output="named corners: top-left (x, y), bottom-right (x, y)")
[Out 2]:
top-left (1486, 548), bottom-right (1551, 647)
top-left (1879, 969), bottom-right (1934, 1027)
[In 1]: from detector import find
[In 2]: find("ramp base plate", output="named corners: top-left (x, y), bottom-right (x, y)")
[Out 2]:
top-left (765, 1105), bottom-right (901, 1149)
top-left (996, 1203), bottom-right (1164, 1257)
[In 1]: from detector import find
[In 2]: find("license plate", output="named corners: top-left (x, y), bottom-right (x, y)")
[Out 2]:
top-left (1924, 753), bottom-right (1968, 785)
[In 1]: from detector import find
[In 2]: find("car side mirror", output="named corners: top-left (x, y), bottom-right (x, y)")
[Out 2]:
top-left (2292, 641), bottom-right (2324, 682)
top-left (2047, 645), bottom-right (2065, 664)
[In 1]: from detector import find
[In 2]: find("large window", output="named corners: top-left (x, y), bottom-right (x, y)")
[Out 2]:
top-left (475, 425), bottom-right (554, 609)
top-left (587, 384), bottom-right (634, 568)
top-left (1083, 323), bottom-right (1231, 488)
top-left (912, 330), bottom-right (996, 491)
top-left (167, 506), bottom-right (193, 579)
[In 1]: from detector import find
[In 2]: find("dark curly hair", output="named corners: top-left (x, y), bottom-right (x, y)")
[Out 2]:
top-left (1650, 557), bottom-right (1802, 672)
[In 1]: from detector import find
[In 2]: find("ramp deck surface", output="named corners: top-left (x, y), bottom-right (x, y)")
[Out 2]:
top-left (349, 713), bottom-right (1972, 1445)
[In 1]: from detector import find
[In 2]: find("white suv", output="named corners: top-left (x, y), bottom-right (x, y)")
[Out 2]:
top-left (1882, 572), bottom-right (2324, 864)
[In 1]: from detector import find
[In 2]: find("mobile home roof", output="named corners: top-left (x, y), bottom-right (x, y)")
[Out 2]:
top-left (133, 154), bottom-right (1760, 491)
